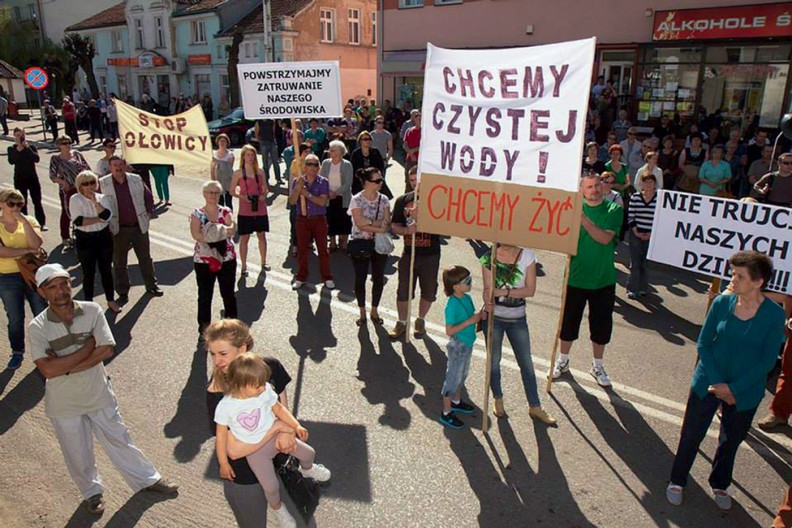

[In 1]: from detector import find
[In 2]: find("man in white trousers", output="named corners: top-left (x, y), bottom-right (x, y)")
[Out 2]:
top-left (28, 264), bottom-right (177, 515)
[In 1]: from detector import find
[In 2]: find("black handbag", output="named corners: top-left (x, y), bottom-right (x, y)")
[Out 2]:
top-left (275, 455), bottom-right (321, 522)
top-left (347, 238), bottom-right (375, 259)
top-left (347, 195), bottom-right (382, 259)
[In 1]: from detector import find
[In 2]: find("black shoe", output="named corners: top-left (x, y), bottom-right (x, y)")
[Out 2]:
top-left (117, 294), bottom-right (129, 304)
top-left (451, 400), bottom-right (476, 415)
top-left (85, 493), bottom-right (105, 514)
top-left (146, 287), bottom-right (164, 297)
top-left (439, 412), bottom-right (465, 429)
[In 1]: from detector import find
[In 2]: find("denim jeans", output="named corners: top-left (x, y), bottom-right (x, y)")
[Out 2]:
top-left (0, 272), bottom-right (47, 354)
top-left (441, 336), bottom-right (473, 397)
top-left (259, 141), bottom-right (281, 181)
top-left (670, 390), bottom-right (757, 490)
top-left (486, 316), bottom-right (541, 407)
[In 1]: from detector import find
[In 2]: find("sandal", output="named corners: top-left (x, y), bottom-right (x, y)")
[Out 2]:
top-left (240, 268), bottom-right (249, 277)
top-left (356, 316), bottom-right (367, 327)
top-left (370, 315), bottom-right (384, 325)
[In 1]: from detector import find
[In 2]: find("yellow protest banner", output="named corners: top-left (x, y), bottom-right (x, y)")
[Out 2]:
top-left (115, 99), bottom-right (212, 166)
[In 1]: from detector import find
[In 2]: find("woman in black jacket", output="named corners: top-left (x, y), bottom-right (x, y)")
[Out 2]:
top-left (350, 130), bottom-right (393, 198)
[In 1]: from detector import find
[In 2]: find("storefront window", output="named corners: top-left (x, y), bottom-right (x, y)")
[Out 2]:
top-left (642, 46), bottom-right (702, 64)
top-left (397, 76), bottom-right (423, 108)
top-left (636, 63), bottom-right (699, 124)
top-left (705, 44), bottom-right (792, 63)
top-left (701, 63), bottom-right (790, 129)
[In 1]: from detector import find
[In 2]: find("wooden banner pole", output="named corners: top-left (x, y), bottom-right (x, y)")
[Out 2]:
top-left (404, 184), bottom-right (419, 343)
top-left (706, 277), bottom-right (722, 312)
top-left (546, 255), bottom-right (572, 394)
top-left (290, 118), bottom-right (306, 214)
top-left (482, 242), bottom-right (498, 433)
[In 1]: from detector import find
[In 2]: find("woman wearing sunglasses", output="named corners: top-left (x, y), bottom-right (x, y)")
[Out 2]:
top-left (348, 167), bottom-right (391, 326)
top-left (0, 189), bottom-right (47, 369)
top-left (49, 136), bottom-right (90, 249)
top-left (350, 130), bottom-right (392, 198)
top-left (69, 171), bottom-right (121, 314)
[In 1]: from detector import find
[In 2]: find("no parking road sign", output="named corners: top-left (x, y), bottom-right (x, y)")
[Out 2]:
top-left (24, 67), bottom-right (49, 90)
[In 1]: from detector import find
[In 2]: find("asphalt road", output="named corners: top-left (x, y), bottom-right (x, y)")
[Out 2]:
top-left (0, 124), bottom-right (790, 528)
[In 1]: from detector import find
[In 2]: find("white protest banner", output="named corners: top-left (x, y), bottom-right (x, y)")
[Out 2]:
top-left (116, 99), bottom-right (212, 166)
top-left (237, 61), bottom-right (341, 120)
top-left (416, 38), bottom-right (595, 253)
top-left (648, 190), bottom-right (792, 294)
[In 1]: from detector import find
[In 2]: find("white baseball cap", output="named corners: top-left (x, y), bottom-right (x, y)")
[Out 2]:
top-left (35, 263), bottom-right (71, 287)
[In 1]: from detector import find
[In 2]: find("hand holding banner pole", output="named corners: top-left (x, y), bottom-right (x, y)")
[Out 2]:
top-left (291, 118), bottom-right (307, 215)
top-left (546, 255), bottom-right (572, 393)
top-left (482, 242), bottom-right (497, 433)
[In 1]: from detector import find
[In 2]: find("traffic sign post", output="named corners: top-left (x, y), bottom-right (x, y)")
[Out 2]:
top-left (24, 67), bottom-right (49, 142)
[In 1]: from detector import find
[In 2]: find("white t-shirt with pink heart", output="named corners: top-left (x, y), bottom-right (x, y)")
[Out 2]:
top-left (214, 383), bottom-right (278, 444)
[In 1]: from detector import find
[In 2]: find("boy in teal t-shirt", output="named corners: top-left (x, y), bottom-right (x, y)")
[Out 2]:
top-left (440, 265), bottom-right (482, 429)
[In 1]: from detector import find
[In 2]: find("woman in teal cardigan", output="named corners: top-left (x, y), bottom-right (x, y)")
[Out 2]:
top-left (667, 251), bottom-right (786, 510)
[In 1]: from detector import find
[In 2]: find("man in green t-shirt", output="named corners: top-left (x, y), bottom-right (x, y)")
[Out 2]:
top-left (550, 173), bottom-right (623, 387)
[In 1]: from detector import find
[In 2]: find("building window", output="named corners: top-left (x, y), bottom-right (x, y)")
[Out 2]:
top-left (28, 4), bottom-right (36, 19)
top-left (194, 73), bottom-right (211, 98)
top-left (216, 44), bottom-right (225, 60)
top-left (434, 0), bottom-right (462, 4)
top-left (117, 74), bottom-right (128, 98)
top-left (191, 20), bottom-right (207, 44)
top-left (220, 74), bottom-right (230, 103)
top-left (99, 75), bottom-right (108, 95)
top-left (320, 9), bottom-right (334, 43)
top-left (243, 42), bottom-right (258, 59)
top-left (348, 8), bottom-right (360, 45)
top-left (155, 17), bottom-right (165, 48)
top-left (13, 7), bottom-right (21, 22)
top-left (112, 30), bottom-right (124, 52)
top-left (371, 12), bottom-right (377, 46)
top-left (283, 38), bottom-right (293, 51)
top-left (134, 18), bottom-right (144, 49)
top-left (399, 0), bottom-right (424, 7)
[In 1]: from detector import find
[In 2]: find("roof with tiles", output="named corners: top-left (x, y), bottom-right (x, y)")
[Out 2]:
top-left (218, 0), bottom-right (313, 35)
top-left (65, 2), bottom-right (126, 31)
top-left (172, 0), bottom-right (228, 17)
top-left (0, 59), bottom-right (23, 79)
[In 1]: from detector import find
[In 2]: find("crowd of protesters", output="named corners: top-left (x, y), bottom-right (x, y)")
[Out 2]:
top-left (3, 83), bottom-right (792, 526)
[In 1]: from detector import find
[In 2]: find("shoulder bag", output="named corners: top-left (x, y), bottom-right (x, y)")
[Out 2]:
top-left (275, 454), bottom-right (321, 522)
top-left (0, 230), bottom-right (48, 291)
top-left (374, 196), bottom-right (394, 255)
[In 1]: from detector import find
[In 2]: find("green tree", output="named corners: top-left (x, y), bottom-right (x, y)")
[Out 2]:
top-left (62, 33), bottom-right (99, 99)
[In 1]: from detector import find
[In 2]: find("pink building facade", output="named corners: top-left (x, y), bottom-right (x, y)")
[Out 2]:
top-left (380, 0), bottom-right (792, 131)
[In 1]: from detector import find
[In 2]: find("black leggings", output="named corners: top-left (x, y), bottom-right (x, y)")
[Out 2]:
top-left (351, 253), bottom-right (387, 308)
top-left (75, 228), bottom-right (115, 302)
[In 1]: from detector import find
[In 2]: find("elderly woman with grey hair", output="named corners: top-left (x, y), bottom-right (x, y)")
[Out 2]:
top-left (190, 180), bottom-right (238, 334)
top-left (321, 139), bottom-right (354, 251)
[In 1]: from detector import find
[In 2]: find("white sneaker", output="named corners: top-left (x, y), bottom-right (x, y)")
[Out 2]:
top-left (271, 504), bottom-right (296, 528)
top-left (324, 280), bottom-right (335, 289)
top-left (300, 462), bottom-right (331, 482)
top-left (292, 280), bottom-right (304, 291)
top-left (551, 357), bottom-right (570, 379)
top-left (590, 364), bottom-right (612, 387)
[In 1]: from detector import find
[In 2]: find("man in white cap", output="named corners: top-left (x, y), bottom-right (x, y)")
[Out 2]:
top-left (28, 264), bottom-right (177, 515)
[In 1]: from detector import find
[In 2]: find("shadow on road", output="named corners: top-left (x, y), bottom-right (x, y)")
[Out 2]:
top-left (63, 490), bottom-right (178, 528)
top-left (0, 369), bottom-right (44, 435)
top-left (356, 324), bottom-right (414, 430)
top-left (164, 337), bottom-right (211, 463)
top-left (289, 290), bottom-right (334, 416)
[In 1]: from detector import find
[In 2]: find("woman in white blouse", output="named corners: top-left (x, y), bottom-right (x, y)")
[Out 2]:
top-left (69, 171), bottom-right (121, 313)
top-left (320, 140), bottom-right (354, 251)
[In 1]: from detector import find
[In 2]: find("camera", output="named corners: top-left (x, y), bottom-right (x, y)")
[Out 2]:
top-left (249, 195), bottom-right (260, 212)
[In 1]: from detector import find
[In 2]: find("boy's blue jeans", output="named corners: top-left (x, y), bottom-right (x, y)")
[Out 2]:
top-left (442, 336), bottom-right (473, 398)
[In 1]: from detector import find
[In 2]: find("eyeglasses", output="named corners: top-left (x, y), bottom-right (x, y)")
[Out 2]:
top-left (6, 201), bottom-right (24, 208)
top-left (781, 160), bottom-right (792, 166)
top-left (601, 179), bottom-right (615, 184)
top-left (205, 191), bottom-right (221, 195)
top-left (81, 181), bottom-right (97, 187)
top-left (360, 137), bottom-right (372, 142)
top-left (458, 275), bottom-right (473, 286)
top-left (305, 162), bottom-right (320, 167)
top-left (368, 178), bottom-right (384, 184)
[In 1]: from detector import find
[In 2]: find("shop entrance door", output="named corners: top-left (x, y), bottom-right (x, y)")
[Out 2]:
top-left (599, 50), bottom-right (636, 111)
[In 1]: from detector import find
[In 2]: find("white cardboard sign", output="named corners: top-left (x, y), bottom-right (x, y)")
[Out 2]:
top-left (648, 190), bottom-right (792, 294)
top-left (237, 61), bottom-right (342, 120)
top-left (417, 38), bottom-right (596, 192)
